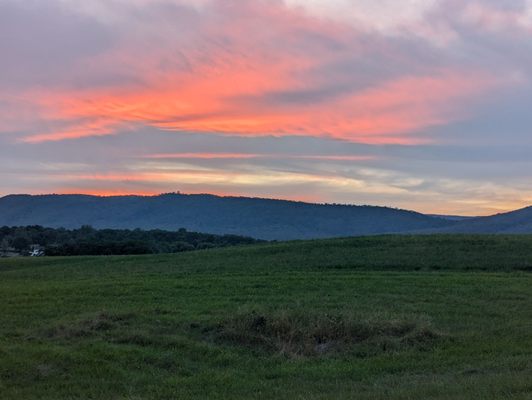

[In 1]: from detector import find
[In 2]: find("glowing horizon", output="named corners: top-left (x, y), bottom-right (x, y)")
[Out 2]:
top-left (2, 190), bottom-right (528, 218)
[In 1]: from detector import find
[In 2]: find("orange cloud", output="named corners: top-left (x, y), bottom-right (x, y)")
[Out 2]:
top-left (52, 189), bottom-right (160, 197)
top-left (20, 68), bottom-right (500, 145)
top-left (12, 1), bottom-right (510, 145)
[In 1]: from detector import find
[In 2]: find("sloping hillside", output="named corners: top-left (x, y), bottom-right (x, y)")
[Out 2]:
top-left (432, 206), bottom-right (532, 234)
top-left (0, 193), bottom-right (452, 240)
top-left (1, 235), bottom-right (531, 399)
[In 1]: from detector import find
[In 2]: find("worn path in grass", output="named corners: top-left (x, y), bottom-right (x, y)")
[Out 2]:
top-left (0, 235), bottom-right (532, 399)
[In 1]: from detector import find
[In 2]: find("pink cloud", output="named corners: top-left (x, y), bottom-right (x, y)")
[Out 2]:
top-left (2, 0), bottom-right (514, 145)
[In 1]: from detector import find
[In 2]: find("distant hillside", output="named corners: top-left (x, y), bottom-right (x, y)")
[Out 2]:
top-left (431, 206), bottom-right (532, 234)
top-left (0, 194), bottom-right (452, 240)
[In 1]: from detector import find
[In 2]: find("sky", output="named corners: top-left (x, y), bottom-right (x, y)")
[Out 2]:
top-left (1, 0), bottom-right (532, 215)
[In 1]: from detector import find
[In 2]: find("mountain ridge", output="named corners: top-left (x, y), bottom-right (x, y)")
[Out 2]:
top-left (427, 205), bottom-right (532, 234)
top-left (2, 193), bottom-right (531, 239)
top-left (0, 193), bottom-right (452, 240)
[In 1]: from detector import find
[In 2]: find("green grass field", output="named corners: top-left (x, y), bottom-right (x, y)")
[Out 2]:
top-left (1, 235), bottom-right (532, 399)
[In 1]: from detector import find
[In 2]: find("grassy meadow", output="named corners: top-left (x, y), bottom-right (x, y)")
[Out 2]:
top-left (0, 235), bottom-right (531, 399)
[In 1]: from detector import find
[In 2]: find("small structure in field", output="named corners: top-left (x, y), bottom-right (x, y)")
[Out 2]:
top-left (29, 245), bottom-right (45, 257)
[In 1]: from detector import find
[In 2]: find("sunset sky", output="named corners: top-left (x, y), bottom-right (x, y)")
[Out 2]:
top-left (2, 0), bottom-right (532, 215)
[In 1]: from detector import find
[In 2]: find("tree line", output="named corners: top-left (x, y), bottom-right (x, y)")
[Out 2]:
top-left (0, 225), bottom-right (262, 256)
